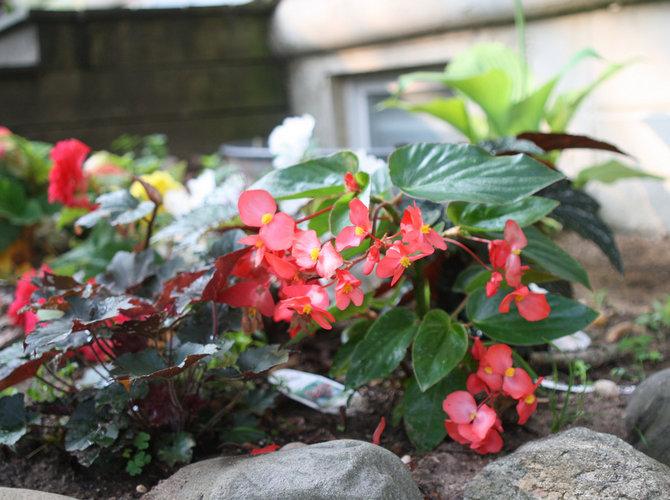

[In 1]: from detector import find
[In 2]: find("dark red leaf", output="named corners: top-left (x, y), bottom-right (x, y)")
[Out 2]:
top-left (0, 348), bottom-right (58, 391)
top-left (202, 248), bottom-right (250, 302)
top-left (517, 132), bottom-right (630, 156)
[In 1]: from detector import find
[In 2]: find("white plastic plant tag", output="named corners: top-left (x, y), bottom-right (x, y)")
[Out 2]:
top-left (269, 368), bottom-right (360, 415)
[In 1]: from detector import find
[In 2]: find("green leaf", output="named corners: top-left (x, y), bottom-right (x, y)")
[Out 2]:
top-left (237, 345), bottom-right (289, 374)
top-left (329, 192), bottom-right (355, 236)
top-left (402, 371), bottom-right (466, 451)
top-left (412, 310), bottom-right (468, 391)
top-left (384, 97), bottom-right (476, 141)
top-left (0, 176), bottom-right (43, 225)
top-left (389, 143), bottom-right (563, 204)
top-left (521, 226), bottom-right (591, 289)
top-left (157, 432), bottom-right (195, 467)
top-left (447, 196), bottom-right (559, 231)
top-left (252, 152), bottom-right (358, 200)
top-left (76, 190), bottom-right (155, 229)
top-left (330, 319), bottom-right (372, 378)
top-left (508, 78), bottom-right (557, 135)
top-left (453, 266), bottom-right (491, 294)
top-left (346, 308), bottom-right (417, 388)
top-left (466, 287), bottom-right (598, 345)
top-left (0, 220), bottom-right (21, 252)
top-left (0, 394), bottom-right (27, 446)
top-left (540, 180), bottom-right (623, 273)
top-left (574, 160), bottom-right (663, 189)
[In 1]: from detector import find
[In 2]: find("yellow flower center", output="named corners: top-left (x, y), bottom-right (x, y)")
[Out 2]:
top-left (261, 213), bottom-right (273, 225)
top-left (354, 226), bottom-right (366, 236)
top-left (514, 294), bottom-right (525, 303)
top-left (420, 224), bottom-right (431, 234)
top-left (468, 411), bottom-right (477, 422)
top-left (255, 239), bottom-right (264, 248)
top-left (504, 367), bottom-right (516, 378)
top-left (399, 256), bottom-right (412, 268)
top-left (342, 283), bottom-right (353, 294)
top-left (512, 249), bottom-right (522, 255)
top-left (302, 304), bottom-right (312, 315)
top-left (483, 366), bottom-right (493, 375)
top-left (524, 394), bottom-right (536, 405)
top-left (310, 247), bottom-right (320, 261)
top-left (248, 307), bottom-right (257, 318)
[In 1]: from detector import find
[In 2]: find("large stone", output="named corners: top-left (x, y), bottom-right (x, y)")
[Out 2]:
top-left (145, 439), bottom-right (422, 500)
top-left (464, 427), bottom-right (670, 500)
top-left (625, 367), bottom-right (670, 466)
top-left (0, 488), bottom-right (74, 500)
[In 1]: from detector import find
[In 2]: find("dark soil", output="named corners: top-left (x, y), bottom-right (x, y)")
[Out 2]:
top-left (1, 234), bottom-right (669, 499)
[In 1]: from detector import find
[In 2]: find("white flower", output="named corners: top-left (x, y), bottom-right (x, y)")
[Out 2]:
top-left (528, 283), bottom-right (549, 294)
top-left (163, 170), bottom-right (217, 216)
top-left (268, 114), bottom-right (315, 169)
top-left (354, 149), bottom-right (386, 176)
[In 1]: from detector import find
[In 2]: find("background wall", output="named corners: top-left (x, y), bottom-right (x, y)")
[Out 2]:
top-left (0, 4), bottom-right (288, 157)
top-left (271, 0), bottom-right (670, 234)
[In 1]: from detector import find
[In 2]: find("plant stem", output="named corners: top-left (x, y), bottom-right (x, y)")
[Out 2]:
top-left (296, 205), bottom-right (333, 224)
top-left (143, 203), bottom-right (159, 250)
top-left (450, 296), bottom-right (468, 319)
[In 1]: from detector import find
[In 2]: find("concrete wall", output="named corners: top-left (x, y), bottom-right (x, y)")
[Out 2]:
top-left (0, 4), bottom-right (288, 157)
top-left (272, 0), bottom-right (670, 234)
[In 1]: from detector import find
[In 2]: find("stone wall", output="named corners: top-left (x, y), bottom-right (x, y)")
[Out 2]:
top-left (0, 4), bottom-right (287, 156)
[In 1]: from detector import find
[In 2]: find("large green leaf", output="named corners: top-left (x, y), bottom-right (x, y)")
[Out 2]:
top-left (0, 220), bottom-right (21, 252)
top-left (574, 160), bottom-right (663, 189)
top-left (0, 176), bottom-right (43, 225)
top-left (389, 143), bottom-right (563, 204)
top-left (329, 192), bottom-right (356, 236)
top-left (466, 288), bottom-right (598, 345)
top-left (412, 310), bottom-right (468, 391)
top-left (76, 190), bottom-right (155, 229)
top-left (346, 308), bottom-right (417, 388)
top-left (447, 196), bottom-right (558, 231)
top-left (521, 226), bottom-right (591, 289)
top-left (540, 180), bottom-right (623, 273)
top-left (402, 371), bottom-right (466, 451)
top-left (330, 319), bottom-right (371, 378)
top-left (251, 152), bottom-right (357, 200)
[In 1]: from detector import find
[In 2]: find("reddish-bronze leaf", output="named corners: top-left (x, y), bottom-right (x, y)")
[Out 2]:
top-left (517, 132), bottom-right (629, 156)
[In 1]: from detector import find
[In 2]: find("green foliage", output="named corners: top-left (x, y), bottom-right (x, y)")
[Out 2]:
top-left (447, 196), bottom-right (559, 231)
top-left (157, 432), bottom-right (196, 467)
top-left (466, 288), bottom-right (598, 345)
top-left (573, 160), bottom-right (663, 189)
top-left (389, 143), bottom-right (563, 204)
top-left (636, 295), bottom-right (670, 332)
top-left (0, 394), bottom-right (28, 446)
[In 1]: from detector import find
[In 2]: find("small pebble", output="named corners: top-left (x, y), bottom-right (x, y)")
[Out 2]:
top-left (594, 379), bottom-right (620, 398)
top-left (136, 484), bottom-right (148, 494)
top-left (401, 454), bottom-right (412, 465)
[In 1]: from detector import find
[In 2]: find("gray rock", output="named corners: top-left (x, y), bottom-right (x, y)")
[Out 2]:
top-left (0, 488), bottom-right (74, 500)
top-left (625, 367), bottom-right (670, 466)
top-left (464, 427), bottom-right (670, 500)
top-left (145, 439), bottom-right (422, 500)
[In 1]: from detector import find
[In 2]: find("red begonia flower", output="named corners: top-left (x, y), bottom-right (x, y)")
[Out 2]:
top-left (335, 198), bottom-right (372, 251)
top-left (274, 284), bottom-right (334, 331)
top-left (363, 240), bottom-right (381, 275)
top-left (48, 139), bottom-right (91, 208)
top-left (499, 285), bottom-right (551, 322)
top-left (400, 203), bottom-right (447, 252)
top-left (442, 391), bottom-right (497, 443)
top-left (485, 220), bottom-right (529, 295)
top-left (471, 428), bottom-right (504, 455)
top-left (466, 372), bottom-right (488, 395)
top-left (516, 377), bottom-right (543, 425)
top-left (238, 189), bottom-right (295, 251)
top-left (292, 230), bottom-right (343, 279)
top-left (219, 280), bottom-right (275, 317)
top-left (335, 269), bottom-right (364, 310)
top-left (376, 242), bottom-right (426, 286)
top-left (8, 268), bottom-right (40, 334)
top-left (344, 172), bottom-right (360, 193)
top-left (471, 337), bottom-right (487, 361)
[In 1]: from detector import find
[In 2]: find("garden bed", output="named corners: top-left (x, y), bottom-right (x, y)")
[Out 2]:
top-left (2, 232), bottom-right (668, 499)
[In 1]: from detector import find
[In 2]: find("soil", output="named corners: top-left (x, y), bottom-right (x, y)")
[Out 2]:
top-left (1, 233), bottom-right (669, 499)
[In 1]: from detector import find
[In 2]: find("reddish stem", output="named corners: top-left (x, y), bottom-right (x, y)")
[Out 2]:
top-left (444, 237), bottom-right (492, 270)
top-left (296, 205), bottom-right (334, 224)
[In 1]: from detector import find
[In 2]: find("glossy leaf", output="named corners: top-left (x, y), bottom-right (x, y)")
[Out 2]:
top-left (521, 226), bottom-right (591, 289)
top-left (0, 342), bottom-right (58, 391)
top-left (389, 143), bottom-right (563, 204)
top-left (574, 160), bottom-right (663, 189)
top-left (412, 310), bottom-right (468, 391)
top-left (384, 97), bottom-right (475, 141)
top-left (252, 152), bottom-right (358, 200)
top-left (98, 250), bottom-right (157, 294)
top-left (466, 288), bottom-right (598, 345)
top-left (330, 319), bottom-right (371, 378)
top-left (518, 132), bottom-right (629, 156)
top-left (447, 196), bottom-right (558, 231)
top-left (329, 192), bottom-right (356, 236)
top-left (403, 371), bottom-right (466, 451)
top-left (346, 308), bottom-right (417, 388)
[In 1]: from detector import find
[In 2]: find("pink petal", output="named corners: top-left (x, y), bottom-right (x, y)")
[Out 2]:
top-left (517, 292), bottom-right (551, 322)
top-left (505, 253), bottom-right (522, 288)
top-left (504, 219), bottom-right (527, 251)
top-left (350, 288), bottom-right (364, 307)
top-left (238, 190), bottom-right (276, 227)
top-left (375, 255), bottom-right (399, 279)
top-left (442, 391), bottom-right (477, 424)
top-left (445, 420), bottom-right (470, 445)
top-left (471, 429), bottom-right (503, 454)
top-left (335, 292), bottom-right (350, 311)
top-left (483, 344), bottom-right (513, 374)
top-left (462, 404), bottom-right (497, 442)
top-left (335, 226), bottom-right (363, 251)
top-left (260, 212), bottom-right (295, 251)
top-left (349, 198), bottom-right (370, 228)
top-left (503, 367), bottom-right (534, 400)
top-left (316, 242), bottom-right (343, 279)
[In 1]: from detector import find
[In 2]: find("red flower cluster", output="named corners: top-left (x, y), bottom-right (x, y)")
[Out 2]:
top-left (443, 339), bottom-right (542, 454)
top-left (48, 139), bottom-right (91, 208)
top-left (486, 220), bottom-right (550, 322)
top-left (8, 267), bottom-right (48, 334)
top-left (227, 188), bottom-right (444, 337)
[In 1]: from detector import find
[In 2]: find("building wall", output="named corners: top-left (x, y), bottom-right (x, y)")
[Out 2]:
top-left (272, 0), bottom-right (670, 234)
top-left (0, 5), bottom-right (288, 157)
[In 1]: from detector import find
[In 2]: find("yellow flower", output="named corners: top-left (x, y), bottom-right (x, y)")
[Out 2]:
top-left (130, 171), bottom-right (184, 201)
